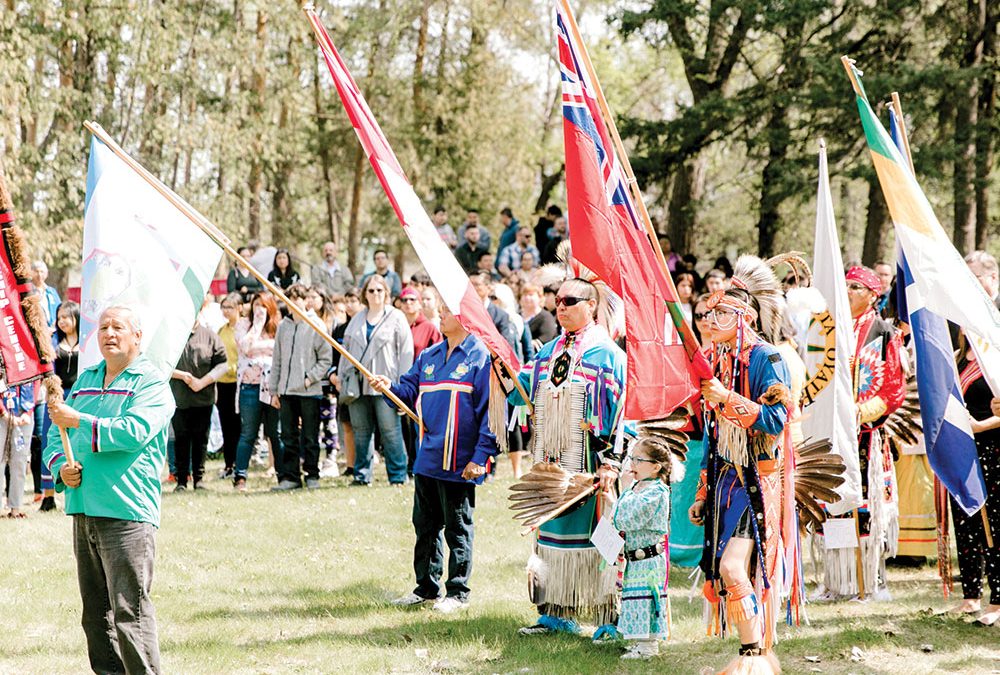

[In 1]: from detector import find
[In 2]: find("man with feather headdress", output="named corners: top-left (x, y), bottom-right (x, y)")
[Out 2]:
top-left (689, 254), bottom-right (795, 674)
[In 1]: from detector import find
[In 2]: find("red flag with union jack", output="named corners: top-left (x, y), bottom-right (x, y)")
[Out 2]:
top-left (557, 1), bottom-right (709, 419)
top-left (304, 8), bottom-right (520, 376)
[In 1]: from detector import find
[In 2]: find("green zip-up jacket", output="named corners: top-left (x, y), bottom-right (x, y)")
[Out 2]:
top-left (44, 354), bottom-right (175, 527)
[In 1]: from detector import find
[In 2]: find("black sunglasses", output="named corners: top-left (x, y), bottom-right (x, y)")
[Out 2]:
top-left (555, 295), bottom-right (589, 307)
top-left (693, 312), bottom-right (708, 320)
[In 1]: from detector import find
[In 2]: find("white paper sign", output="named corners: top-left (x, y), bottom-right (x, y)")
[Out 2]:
top-left (822, 518), bottom-right (859, 550)
top-left (590, 515), bottom-right (625, 565)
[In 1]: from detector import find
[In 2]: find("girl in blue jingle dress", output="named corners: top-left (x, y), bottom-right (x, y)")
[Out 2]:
top-left (611, 438), bottom-right (675, 660)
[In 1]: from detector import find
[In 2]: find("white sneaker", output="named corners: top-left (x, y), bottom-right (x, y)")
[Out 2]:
top-left (432, 596), bottom-right (468, 614)
top-left (621, 641), bottom-right (659, 660)
top-left (319, 457), bottom-right (340, 478)
top-left (392, 592), bottom-right (432, 607)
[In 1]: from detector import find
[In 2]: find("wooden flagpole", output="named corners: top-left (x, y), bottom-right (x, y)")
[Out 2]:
top-left (889, 93), bottom-right (916, 174)
top-left (83, 121), bottom-right (421, 427)
top-left (556, 0), bottom-right (704, 366)
top-left (841, 56), bottom-right (863, 96)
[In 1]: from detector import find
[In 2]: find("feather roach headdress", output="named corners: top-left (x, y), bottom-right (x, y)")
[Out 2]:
top-left (532, 240), bottom-right (622, 336)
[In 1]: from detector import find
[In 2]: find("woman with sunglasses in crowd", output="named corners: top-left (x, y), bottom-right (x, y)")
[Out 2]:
top-left (338, 274), bottom-right (413, 486)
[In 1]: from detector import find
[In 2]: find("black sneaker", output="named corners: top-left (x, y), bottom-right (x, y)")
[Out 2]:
top-left (39, 496), bottom-right (57, 512)
top-left (175, 484), bottom-right (187, 492)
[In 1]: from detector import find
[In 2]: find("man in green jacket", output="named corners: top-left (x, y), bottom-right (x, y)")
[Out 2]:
top-left (45, 305), bottom-right (175, 675)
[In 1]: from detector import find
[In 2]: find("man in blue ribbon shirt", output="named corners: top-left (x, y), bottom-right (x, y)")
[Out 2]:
top-left (370, 295), bottom-right (498, 614)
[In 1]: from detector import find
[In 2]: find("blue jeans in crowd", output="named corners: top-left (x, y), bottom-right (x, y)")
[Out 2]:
top-left (234, 384), bottom-right (282, 481)
top-left (349, 395), bottom-right (406, 485)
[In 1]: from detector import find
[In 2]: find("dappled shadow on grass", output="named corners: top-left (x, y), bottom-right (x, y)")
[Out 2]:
top-left (233, 611), bottom-right (644, 674)
top-left (772, 605), bottom-right (1000, 674)
top-left (189, 581), bottom-right (390, 622)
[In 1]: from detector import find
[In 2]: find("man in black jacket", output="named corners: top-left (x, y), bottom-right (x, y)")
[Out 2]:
top-left (455, 224), bottom-right (489, 275)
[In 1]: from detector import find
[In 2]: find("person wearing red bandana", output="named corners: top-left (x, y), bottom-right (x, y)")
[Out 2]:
top-left (820, 265), bottom-right (905, 600)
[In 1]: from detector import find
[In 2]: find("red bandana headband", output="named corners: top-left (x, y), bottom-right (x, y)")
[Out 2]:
top-left (845, 266), bottom-right (881, 294)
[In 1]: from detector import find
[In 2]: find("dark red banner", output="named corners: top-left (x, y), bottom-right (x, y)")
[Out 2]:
top-left (0, 213), bottom-right (53, 386)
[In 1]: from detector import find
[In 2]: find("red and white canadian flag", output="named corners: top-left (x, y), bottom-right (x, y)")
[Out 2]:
top-left (305, 8), bottom-right (520, 376)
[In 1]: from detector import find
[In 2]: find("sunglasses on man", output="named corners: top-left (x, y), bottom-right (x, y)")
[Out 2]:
top-left (555, 295), bottom-right (590, 307)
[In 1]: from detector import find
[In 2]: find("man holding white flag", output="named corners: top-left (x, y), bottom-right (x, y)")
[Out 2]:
top-left (820, 266), bottom-right (906, 599)
top-left (37, 126), bottom-right (227, 673)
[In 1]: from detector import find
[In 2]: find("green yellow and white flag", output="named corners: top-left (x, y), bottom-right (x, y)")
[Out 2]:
top-left (842, 58), bottom-right (987, 515)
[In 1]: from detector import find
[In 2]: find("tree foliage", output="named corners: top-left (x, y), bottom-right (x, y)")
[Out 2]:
top-left (1, 0), bottom-right (997, 281)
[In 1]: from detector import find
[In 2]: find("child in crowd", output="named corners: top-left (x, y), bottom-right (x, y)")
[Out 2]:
top-left (609, 438), bottom-right (675, 660)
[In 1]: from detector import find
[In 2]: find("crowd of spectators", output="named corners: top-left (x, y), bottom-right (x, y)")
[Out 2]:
top-left (2, 206), bottom-right (746, 513)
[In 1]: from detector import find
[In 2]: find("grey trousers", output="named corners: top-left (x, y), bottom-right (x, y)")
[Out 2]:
top-left (73, 515), bottom-right (161, 674)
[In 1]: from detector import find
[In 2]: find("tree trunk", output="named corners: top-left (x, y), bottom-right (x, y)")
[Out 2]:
top-left (413, 0), bottom-right (430, 117)
top-left (952, 0), bottom-right (985, 254)
top-left (862, 174), bottom-right (888, 267)
top-left (313, 53), bottom-right (337, 247)
top-left (974, 4), bottom-right (997, 249)
top-left (272, 100), bottom-right (293, 247)
top-left (953, 94), bottom-right (978, 254)
top-left (347, 144), bottom-right (365, 276)
top-left (247, 10), bottom-right (268, 241)
top-left (182, 88), bottom-right (197, 186)
top-left (666, 155), bottom-right (706, 256)
top-left (755, 104), bottom-right (789, 258)
top-left (974, 78), bottom-right (995, 250)
top-left (271, 35), bottom-right (301, 247)
top-left (533, 163), bottom-right (565, 214)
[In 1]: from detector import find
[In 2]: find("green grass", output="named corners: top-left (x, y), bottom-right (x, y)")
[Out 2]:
top-left (2, 461), bottom-right (1000, 674)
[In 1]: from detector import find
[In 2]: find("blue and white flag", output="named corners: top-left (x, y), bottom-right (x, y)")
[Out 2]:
top-left (897, 255), bottom-right (985, 515)
top-left (81, 133), bottom-right (225, 376)
top-left (885, 107), bottom-right (985, 516)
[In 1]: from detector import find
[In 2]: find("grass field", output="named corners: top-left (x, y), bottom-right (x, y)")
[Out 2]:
top-left (2, 460), bottom-right (999, 674)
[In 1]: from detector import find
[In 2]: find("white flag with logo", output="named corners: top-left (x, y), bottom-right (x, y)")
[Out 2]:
top-left (798, 143), bottom-right (862, 515)
top-left (81, 134), bottom-right (225, 376)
